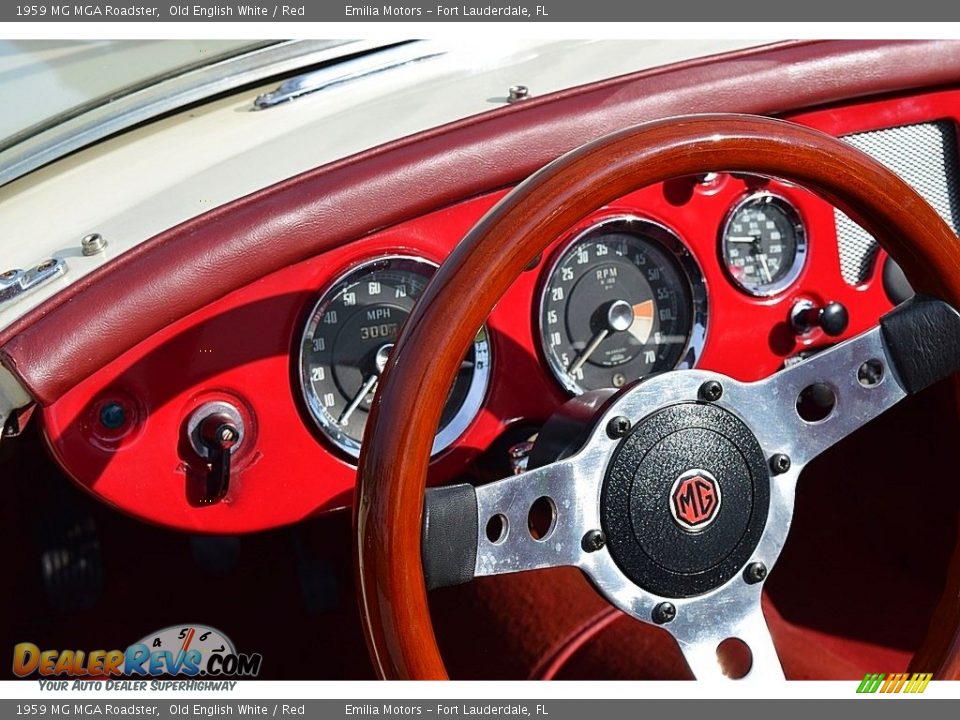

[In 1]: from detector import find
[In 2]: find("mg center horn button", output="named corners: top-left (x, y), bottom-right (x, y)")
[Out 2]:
top-left (600, 402), bottom-right (770, 598)
top-left (670, 468), bottom-right (722, 531)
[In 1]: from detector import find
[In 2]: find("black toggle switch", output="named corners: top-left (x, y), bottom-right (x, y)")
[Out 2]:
top-left (199, 415), bottom-right (240, 503)
top-left (790, 299), bottom-right (850, 337)
top-left (186, 401), bottom-right (245, 505)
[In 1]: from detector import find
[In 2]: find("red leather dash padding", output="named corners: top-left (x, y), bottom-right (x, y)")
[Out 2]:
top-left (5, 40), bottom-right (960, 404)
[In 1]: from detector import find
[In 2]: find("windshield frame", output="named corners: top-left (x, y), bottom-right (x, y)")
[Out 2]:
top-left (0, 38), bottom-right (396, 188)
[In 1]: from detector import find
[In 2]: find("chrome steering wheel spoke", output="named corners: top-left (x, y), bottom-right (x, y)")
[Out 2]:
top-left (672, 599), bottom-right (784, 681)
top-left (421, 296), bottom-right (960, 680)
top-left (738, 324), bottom-right (906, 472)
top-left (474, 456), bottom-right (597, 577)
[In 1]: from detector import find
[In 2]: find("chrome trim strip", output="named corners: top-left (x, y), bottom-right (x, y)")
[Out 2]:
top-left (0, 258), bottom-right (66, 307)
top-left (254, 41), bottom-right (447, 109)
top-left (0, 39), bottom-right (397, 189)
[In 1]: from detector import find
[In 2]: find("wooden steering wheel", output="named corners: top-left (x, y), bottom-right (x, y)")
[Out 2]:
top-left (354, 114), bottom-right (960, 680)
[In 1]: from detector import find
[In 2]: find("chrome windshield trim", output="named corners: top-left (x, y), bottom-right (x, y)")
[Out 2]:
top-left (0, 39), bottom-right (399, 189)
top-left (254, 41), bottom-right (447, 109)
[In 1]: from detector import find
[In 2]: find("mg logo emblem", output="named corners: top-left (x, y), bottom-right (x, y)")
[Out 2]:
top-left (670, 469), bottom-right (721, 532)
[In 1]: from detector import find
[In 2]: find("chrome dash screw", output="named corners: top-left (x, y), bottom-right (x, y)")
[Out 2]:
top-left (507, 85), bottom-right (530, 103)
top-left (81, 233), bottom-right (107, 256)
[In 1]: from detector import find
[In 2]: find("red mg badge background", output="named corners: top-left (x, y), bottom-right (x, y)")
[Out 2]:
top-left (670, 469), bottom-right (721, 531)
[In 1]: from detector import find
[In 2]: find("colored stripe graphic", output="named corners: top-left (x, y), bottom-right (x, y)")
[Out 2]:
top-left (858, 672), bottom-right (931, 694)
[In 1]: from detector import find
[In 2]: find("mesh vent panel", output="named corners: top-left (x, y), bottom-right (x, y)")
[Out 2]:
top-left (834, 121), bottom-right (960, 285)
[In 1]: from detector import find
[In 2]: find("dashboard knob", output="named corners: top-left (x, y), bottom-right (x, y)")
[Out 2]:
top-left (199, 415), bottom-right (240, 453)
top-left (186, 402), bottom-right (245, 504)
top-left (198, 416), bottom-right (239, 504)
top-left (819, 302), bottom-right (850, 336)
top-left (790, 299), bottom-right (850, 337)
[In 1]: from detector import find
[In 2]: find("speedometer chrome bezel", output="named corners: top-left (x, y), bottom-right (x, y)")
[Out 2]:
top-left (537, 214), bottom-right (708, 396)
top-left (297, 254), bottom-right (491, 461)
top-left (720, 191), bottom-right (808, 297)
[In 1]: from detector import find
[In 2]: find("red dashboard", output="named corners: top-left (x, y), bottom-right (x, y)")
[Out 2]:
top-left (37, 87), bottom-right (960, 534)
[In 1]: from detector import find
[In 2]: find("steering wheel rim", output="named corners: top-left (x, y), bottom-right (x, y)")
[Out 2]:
top-left (354, 113), bottom-right (960, 680)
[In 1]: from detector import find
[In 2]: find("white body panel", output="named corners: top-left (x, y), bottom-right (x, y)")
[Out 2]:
top-left (0, 39), bottom-right (756, 335)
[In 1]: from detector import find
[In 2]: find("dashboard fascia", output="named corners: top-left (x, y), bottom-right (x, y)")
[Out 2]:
top-left (37, 86), bottom-right (960, 533)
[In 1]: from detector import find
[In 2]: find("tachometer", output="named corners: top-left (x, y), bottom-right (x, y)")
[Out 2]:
top-left (538, 217), bottom-right (707, 395)
top-left (298, 256), bottom-right (490, 459)
top-left (720, 192), bottom-right (807, 296)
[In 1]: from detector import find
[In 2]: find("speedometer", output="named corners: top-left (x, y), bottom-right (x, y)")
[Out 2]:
top-left (720, 192), bottom-right (807, 296)
top-left (298, 256), bottom-right (490, 459)
top-left (538, 217), bottom-right (707, 395)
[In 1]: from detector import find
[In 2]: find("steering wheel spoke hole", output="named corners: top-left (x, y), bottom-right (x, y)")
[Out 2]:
top-left (485, 513), bottom-right (509, 544)
top-left (857, 358), bottom-right (885, 387)
top-left (716, 637), bottom-right (753, 679)
top-left (796, 382), bottom-right (837, 423)
top-left (527, 496), bottom-right (557, 541)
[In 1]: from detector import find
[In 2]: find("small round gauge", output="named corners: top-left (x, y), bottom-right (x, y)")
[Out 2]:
top-left (298, 256), bottom-right (490, 459)
top-left (721, 192), bottom-right (807, 296)
top-left (538, 217), bottom-right (707, 395)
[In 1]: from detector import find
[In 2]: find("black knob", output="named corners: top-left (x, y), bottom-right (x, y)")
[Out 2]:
top-left (819, 302), bottom-right (850, 336)
top-left (790, 300), bottom-right (849, 337)
top-left (200, 415), bottom-right (240, 452)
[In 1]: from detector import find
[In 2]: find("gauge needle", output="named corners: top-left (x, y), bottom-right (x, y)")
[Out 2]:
top-left (339, 374), bottom-right (378, 426)
top-left (567, 328), bottom-right (609, 377)
top-left (757, 253), bottom-right (774, 284)
top-left (567, 300), bottom-right (635, 378)
top-left (727, 235), bottom-right (761, 243)
top-left (339, 343), bottom-right (393, 426)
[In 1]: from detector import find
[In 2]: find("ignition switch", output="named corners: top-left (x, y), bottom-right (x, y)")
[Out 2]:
top-left (186, 402), bottom-right (245, 504)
